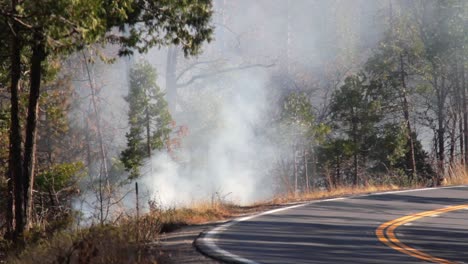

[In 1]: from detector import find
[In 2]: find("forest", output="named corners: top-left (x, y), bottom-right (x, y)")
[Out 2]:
top-left (1, 0), bottom-right (468, 263)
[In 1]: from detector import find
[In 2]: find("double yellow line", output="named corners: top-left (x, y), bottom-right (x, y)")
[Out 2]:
top-left (376, 204), bottom-right (468, 263)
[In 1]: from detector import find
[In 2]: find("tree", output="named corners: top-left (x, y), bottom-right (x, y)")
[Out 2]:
top-left (318, 138), bottom-right (354, 188)
top-left (280, 91), bottom-right (315, 193)
top-left (326, 72), bottom-right (428, 186)
top-left (32, 73), bottom-right (85, 229)
top-left (121, 61), bottom-right (172, 179)
top-left (1, 0), bottom-right (213, 241)
top-left (365, 0), bottom-right (424, 181)
top-left (403, 0), bottom-right (468, 178)
top-left (330, 74), bottom-right (388, 185)
top-left (276, 91), bottom-right (329, 193)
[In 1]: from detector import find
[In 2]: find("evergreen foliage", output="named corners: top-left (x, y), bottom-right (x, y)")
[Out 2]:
top-left (121, 61), bottom-right (172, 179)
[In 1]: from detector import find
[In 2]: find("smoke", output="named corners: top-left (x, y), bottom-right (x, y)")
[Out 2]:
top-left (69, 0), bottom-right (388, 212)
top-left (134, 0), bottom-right (386, 206)
top-left (139, 69), bottom-right (279, 206)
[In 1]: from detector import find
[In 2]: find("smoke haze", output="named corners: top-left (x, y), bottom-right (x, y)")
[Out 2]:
top-left (140, 69), bottom-right (279, 205)
top-left (71, 0), bottom-right (388, 210)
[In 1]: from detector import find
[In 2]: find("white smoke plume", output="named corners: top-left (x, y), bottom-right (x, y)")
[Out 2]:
top-left (139, 69), bottom-right (279, 206)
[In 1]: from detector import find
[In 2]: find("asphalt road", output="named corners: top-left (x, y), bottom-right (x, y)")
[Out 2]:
top-left (196, 186), bottom-right (468, 263)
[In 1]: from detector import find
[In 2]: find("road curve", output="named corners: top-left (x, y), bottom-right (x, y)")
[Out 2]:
top-left (196, 186), bottom-right (468, 263)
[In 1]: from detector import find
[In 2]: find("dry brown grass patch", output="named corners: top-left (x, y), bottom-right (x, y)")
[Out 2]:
top-left (156, 202), bottom-right (232, 228)
top-left (447, 163), bottom-right (468, 185)
top-left (270, 184), bottom-right (401, 204)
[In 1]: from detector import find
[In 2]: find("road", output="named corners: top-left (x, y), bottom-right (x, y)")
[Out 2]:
top-left (196, 186), bottom-right (468, 263)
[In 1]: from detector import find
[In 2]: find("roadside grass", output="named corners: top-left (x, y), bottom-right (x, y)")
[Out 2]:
top-left (268, 184), bottom-right (401, 204)
top-left (7, 171), bottom-right (468, 264)
top-left (447, 163), bottom-right (468, 185)
top-left (154, 201), bottom-right (231, 230)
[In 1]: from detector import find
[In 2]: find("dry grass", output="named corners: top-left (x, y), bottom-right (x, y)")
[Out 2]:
top-left (268, 184), bottom-right (402, 204)
top-left (155, 202), bottom-right (231, 232)
top-left (447, 163), bottom-right (468, 185)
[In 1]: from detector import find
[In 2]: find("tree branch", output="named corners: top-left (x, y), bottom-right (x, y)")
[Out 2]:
top-left (177, 62), bottom-right (276, 88)
top-left (176, 59), bottom-right (224, 82)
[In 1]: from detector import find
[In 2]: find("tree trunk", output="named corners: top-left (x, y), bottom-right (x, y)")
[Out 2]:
top-left (294, 149), bottom-right (298, 194)
top-left (303, 149), bottom-right (308, 192)
top-left (84, 116), bottom-right (93, 177)
top-left (399, 54), bottom-right (417, 181)
top-left (82, 51), bottom-right (109, 224)
top-left (335, 155), bottom-right (340, 188)
top-left (9, 2), bottom-right (24, 240)
top-left (23, 33), bottom-right (45, 229)
top-left (436, 75), bottom-right (445, 179)
top-left (285, 0), bottom-right (292, 74)
top-left (353, 153), bottom-right (358, 186)
top-left (449, 114), bottom-right (456, 167)
top-left (146, 107), bottom-right (151, 157)
top-left (352, 108), bottom-right (358, 186)
top-left (166, 46), bottom-right (178, 114)
top-left (460, 113), bottom-right (464, 164)
top-left (311, 150), bottom-right (317, 188)
top-left (6, 168), bottom-right (14, 239)
top-left (454, 55), bottom-right (464, 165)
top-left (462, 62), bottom-right (468, 168)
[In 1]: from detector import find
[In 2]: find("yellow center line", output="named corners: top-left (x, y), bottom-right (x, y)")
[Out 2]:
top-left (376, 204), bottom-right (468, 264)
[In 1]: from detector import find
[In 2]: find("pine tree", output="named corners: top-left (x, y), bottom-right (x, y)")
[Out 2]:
top-left (329, 74), bottom-right (387, 185)
top-left (121, 61), bottom-right (172, 179)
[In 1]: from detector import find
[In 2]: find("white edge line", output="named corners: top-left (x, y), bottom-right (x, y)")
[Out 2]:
top-left (198, 184), bottom-right (468, 264)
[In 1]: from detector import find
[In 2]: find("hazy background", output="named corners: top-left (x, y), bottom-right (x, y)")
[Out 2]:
top-left (71, 0), bottom-right (389, 209)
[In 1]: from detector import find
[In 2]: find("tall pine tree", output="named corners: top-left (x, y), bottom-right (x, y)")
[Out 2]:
top-left (121, 61), bottom-right (172, 179)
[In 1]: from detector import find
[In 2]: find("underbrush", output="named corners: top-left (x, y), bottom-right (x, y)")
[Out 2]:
top-left (6, 201), bottom-right (233, 264)
top-left (8, 219), bottom-right (158, 264)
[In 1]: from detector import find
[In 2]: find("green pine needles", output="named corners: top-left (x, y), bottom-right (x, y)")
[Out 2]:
top-left (121, 61), bottom-right (173, 179)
